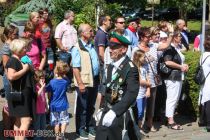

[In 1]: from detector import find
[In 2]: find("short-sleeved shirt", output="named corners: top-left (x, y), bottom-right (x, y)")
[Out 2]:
top-left (46, 78), bottom-right (70, 112)
top-left (131, 43), bottom-right (159, 87)
top-left (6, 57), bottom-right (33, 90)
top-left (26, 39), bottom-right (46, 69)
top-left (71, 39), bottom-right (100, 76)
top-left (94, 27), bottom-right (109, 52)
top-left (54, 20), bottom-right (78, 50)
top-left (0, 43), bottom-right (11, 56)
top-left (137, 64), bottom-right (149, 99)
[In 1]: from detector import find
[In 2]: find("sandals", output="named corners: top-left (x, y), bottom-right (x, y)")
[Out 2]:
top-left (144, 125), bottom-right (158, 132)
top-left (168, 123), bottom-right (183, 130)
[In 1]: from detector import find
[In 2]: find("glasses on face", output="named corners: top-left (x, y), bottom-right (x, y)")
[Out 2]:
top-left (144, 35), bottom-right (151, 38)
top-left (116, 21), bottom-right (125, 24)
top-left (43, 12), bottom-right (48, 15)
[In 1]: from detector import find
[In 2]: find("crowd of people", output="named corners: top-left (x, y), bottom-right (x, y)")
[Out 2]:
top-left (0, 8), bottom-right (210, 140)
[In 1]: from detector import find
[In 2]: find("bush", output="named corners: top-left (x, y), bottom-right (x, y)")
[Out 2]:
top-left (184, 51), bottom-right (201, 114)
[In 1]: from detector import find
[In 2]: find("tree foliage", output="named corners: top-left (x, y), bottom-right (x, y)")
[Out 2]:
top-left (158, 0), bottom-right (202, 20)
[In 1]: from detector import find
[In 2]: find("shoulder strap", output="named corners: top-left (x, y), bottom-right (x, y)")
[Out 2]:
top-left (200, 54), bottom-right (210, 80)
top-left (145, 55), bottom-right (156, 75)
top-left (201, 54), bottom-right (210, 65)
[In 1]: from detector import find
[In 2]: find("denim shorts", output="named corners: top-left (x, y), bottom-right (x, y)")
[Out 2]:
top-left (50, 110), bottom-right (69, 126)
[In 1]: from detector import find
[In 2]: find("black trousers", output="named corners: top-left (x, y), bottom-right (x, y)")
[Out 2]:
top-left (205, 100), bottom-right (210, 127)
top-left (199, 100), bottom-right (210, 127)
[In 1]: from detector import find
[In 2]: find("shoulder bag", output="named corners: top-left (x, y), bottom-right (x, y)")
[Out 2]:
top-left (9, 79), bottom-right (22, 102)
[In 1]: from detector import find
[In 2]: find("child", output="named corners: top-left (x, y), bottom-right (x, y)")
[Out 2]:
top-left (133, 50), bottom-right (151, 133)
top-left (45, 61), bottom-right (70, 140)
top-left (34, 70), bottom-right (47, 140)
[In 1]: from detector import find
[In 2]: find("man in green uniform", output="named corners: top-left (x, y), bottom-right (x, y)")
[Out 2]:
top-left (95, 33), bottom-right (139, 140)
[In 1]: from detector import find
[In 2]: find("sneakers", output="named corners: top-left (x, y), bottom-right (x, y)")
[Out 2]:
top-left (78, 130), bottom-right (89, 140)
top-left (88, 129), bottom-right (96, 138)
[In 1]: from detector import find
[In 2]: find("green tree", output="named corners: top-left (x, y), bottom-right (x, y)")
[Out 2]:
top-left (159, 0), bottom-right (202, 20)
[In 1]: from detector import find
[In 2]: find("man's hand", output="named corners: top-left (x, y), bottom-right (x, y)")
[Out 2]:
top-left (78, 83), bottom-right (86, 93)
top-left (102, 110), bottom-right (116, 127)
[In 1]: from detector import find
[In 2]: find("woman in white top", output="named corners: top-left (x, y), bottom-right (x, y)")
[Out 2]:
top-left (199, 35), bottom-right (210, 132)
top-left (162, 31), bottom-right (189, 130)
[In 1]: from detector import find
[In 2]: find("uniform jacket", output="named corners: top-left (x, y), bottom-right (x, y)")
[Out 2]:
top-left (96, 56), bottom-right (139, 140)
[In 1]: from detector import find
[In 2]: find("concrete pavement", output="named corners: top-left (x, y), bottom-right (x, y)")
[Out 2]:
top-left (0, 75), bottom-right (210, 140)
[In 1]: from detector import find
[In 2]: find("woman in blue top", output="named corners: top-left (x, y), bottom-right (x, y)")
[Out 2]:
top-left (46, 60), bottom-right (70, 140)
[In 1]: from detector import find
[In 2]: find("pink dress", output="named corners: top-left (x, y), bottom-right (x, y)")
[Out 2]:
top-left (36, 84), bottom-right (46, 114)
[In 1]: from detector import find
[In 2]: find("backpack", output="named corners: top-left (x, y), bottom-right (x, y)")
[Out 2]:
top-left (194, 55), bottom-right (210, 85)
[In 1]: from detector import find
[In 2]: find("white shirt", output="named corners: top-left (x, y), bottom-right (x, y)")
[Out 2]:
top-left (199, 52), bottom-right (210, 105)
top-left (112, 56), bottom-right (126, 75)
top-left (172, 43), bottom-right (185, 80)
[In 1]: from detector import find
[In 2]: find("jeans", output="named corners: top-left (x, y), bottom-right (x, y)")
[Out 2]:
top-left (34, 113), bottom-right (46, 140)
top-left (75, 76), bottom-right (99, 134)
top-left (136, 97), bottom-right (146, 121)
top-left (46, 47), bottom-right (54, 63)
top-left (3, 74), bottom-right (10, 100)
top-left (58, 51), bottom-right (71, 65)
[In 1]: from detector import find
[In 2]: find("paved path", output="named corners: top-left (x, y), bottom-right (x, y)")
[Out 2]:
top-left (0, 88), bottom-right (210, 140)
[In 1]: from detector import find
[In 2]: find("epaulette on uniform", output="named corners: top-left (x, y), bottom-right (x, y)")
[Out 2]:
top-left (129, 62), bottom-right (134, 67)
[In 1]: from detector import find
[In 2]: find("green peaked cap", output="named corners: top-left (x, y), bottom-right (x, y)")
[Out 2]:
top-left (110, 31), bottom-right (131, 45)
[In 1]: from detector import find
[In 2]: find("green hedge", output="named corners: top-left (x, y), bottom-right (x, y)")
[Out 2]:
top-left (183, 51), bottom-right (201, 114)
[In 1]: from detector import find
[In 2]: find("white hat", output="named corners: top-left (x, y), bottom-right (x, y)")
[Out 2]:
top-left (160, 31), bottom-right (168, 38)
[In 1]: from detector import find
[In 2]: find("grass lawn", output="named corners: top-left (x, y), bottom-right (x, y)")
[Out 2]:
top-left (141, 20), bottom-right (201, 32)
top-left (141, 20), bottom-right (202, 44)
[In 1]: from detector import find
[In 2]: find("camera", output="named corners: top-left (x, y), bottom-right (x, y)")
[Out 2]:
top-left (0, 88), bottom-right (5, 98)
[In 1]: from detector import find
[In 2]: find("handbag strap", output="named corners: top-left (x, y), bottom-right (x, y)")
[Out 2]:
top-left (200, 54), bottom-right (210, 80)
top-left (200, 54), bottom-right (210, 66)
top-left (145, 55), bottom-right (156, 75)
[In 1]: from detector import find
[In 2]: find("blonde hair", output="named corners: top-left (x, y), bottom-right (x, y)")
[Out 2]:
top-left (54, 61), bottom-right (70, 77)
top-left (133, 50), bottom-right (145, 68)
top-left (29, 12), bottom-right (39, 21)
top-left (24, 21), bottom-right (35, 33)
top-left (150, 26), bottom-right (160, 35)
top-left (10, 38), bottom-right (27, 55)
top-left (158, 20), bottom-right (168, 30)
